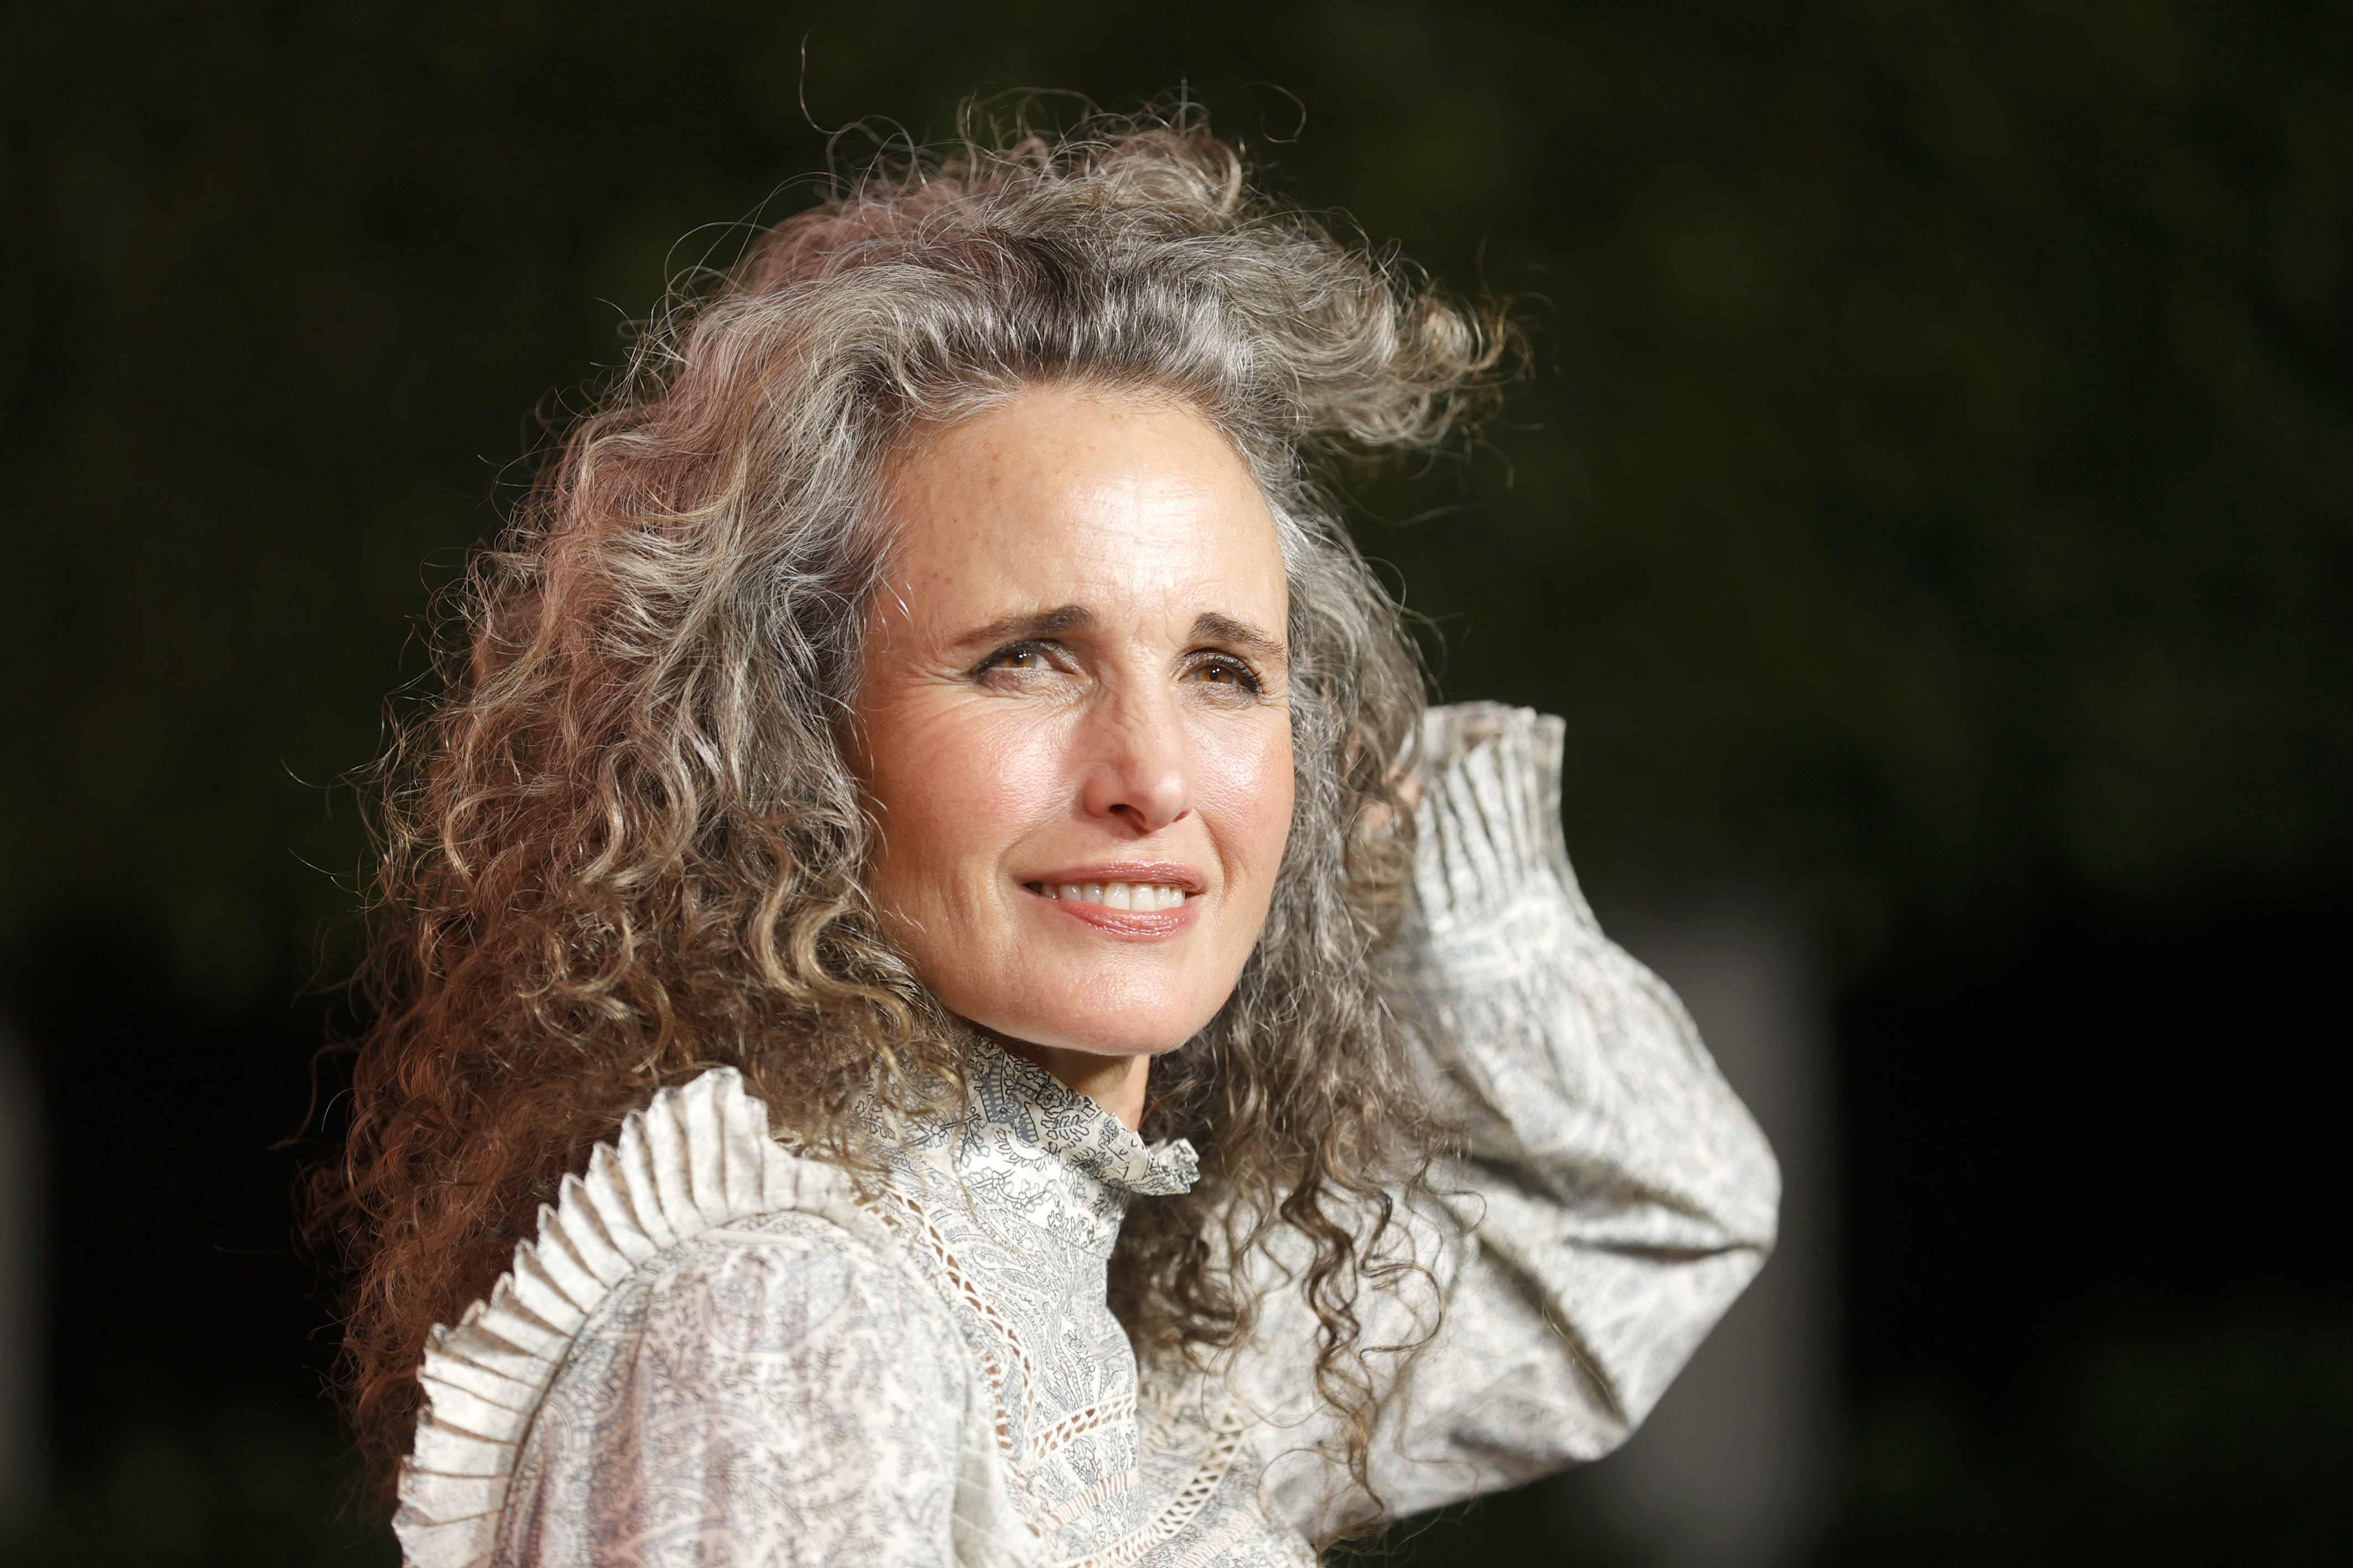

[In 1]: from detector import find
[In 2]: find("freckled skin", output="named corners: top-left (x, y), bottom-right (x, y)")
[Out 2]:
top-left (852, 389), bottom-right (1295, 1128)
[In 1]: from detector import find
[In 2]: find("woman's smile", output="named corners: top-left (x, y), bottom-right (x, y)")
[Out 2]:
top-left (1022, 862), bottom-right (1205, 931)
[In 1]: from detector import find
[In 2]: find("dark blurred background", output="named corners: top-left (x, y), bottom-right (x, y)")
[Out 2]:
top-left (1, 2), bottom-right (2347, 1563)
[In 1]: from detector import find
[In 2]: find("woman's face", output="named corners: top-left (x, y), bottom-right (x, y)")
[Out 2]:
top-left (854, 386), bottom-right (1294, 1071)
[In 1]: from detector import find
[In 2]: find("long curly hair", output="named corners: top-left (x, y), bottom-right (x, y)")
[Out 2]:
top-left (312, 103), bottom-right (1510, 1527)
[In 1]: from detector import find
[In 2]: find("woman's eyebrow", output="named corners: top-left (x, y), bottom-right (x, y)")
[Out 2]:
top-left (953, 604), bottom-right (1094, 650)
top-left (1192, 611), bottom-right (1287, 664)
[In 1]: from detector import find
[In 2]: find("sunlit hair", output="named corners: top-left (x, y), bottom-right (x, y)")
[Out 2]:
top-left (314, 103), bottom-right (1510, 1528)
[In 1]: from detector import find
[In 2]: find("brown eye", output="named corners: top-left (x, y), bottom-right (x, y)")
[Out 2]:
top-left (1188, 656), bottom-right (1262, 695)
top-left (973, 641), bottom-right (1055, 678)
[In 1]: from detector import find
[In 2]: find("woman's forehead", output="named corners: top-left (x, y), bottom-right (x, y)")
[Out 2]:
top-left (877, 389), bottom-right (1286, 635)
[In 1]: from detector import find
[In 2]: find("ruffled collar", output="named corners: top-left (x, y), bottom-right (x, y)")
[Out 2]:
top-left (972, 1039), bottom-right (1200, 1196)
top-left (884, 1037), bottom-right (1199, 1259)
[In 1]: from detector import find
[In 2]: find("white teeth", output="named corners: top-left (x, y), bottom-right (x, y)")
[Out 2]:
top-left (1038, 881), bottom-right (1188, 909)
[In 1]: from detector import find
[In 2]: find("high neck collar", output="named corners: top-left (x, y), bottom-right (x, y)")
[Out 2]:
top-left (969, 1039), bottom-right (1201, 1198)
top-left (879, 1037), bottom-right (1200, 1261)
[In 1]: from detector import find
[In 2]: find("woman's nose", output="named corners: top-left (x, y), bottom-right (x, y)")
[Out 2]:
top-left (1077, 690), bottom-right (1190, 835)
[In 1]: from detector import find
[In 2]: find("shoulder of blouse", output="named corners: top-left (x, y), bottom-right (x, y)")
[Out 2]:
top-left (393, 1067), bottom-right (1036, 1568)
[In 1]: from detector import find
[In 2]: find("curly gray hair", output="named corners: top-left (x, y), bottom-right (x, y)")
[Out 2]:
top-left (319, 106), bottom-right (1511, 1521)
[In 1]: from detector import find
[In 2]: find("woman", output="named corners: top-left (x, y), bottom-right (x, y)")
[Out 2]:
top-left (324, 112), bottom-right (1778, 1568)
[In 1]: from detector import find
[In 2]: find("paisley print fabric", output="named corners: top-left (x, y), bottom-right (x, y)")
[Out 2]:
top-left (395, 703), bottom-right (1780, 1567)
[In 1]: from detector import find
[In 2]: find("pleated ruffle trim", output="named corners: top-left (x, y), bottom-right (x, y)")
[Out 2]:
top-left (391, 1066), bottom-right (1033, 1568)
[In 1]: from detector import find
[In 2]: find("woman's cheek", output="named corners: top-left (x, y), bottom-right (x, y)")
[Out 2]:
top-left (1198, 714), bottom-right (1295, 897)
top-left (961, 708), bottom-right (1073, 840)
top-left (869, 700), bottom-right (1007, 927)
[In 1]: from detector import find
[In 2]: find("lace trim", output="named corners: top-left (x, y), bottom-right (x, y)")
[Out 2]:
top-left (1052, 1393), bottom-right (1253, 1568)
top-left (1040, 1468), bottom-right (1140, 1530)
top-left (873, 1191), bottom-right (1150, 1460)
top-left (875, 1185), bottom-right (1039, 1459)
top-left (1031, 1391), bottom-right (1138, 1466)
top-left (874, 1170), bottom-right (1252, 1568)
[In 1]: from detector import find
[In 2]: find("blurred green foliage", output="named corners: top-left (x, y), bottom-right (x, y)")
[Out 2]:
top-left (3, 0), bottom-right (2346, 1003)
top-left (1339, 1304), bottom-right (2353, 1566)
top-left (0, 1403), bottom-right (393, 1568)
top-left (1816, 1304), bottom-right (2353, 1564)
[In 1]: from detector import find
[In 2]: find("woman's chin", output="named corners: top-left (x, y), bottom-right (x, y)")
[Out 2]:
top-left (941, 961), bottom-right (1231, 1062)
top-left (988, 1026), bottom-right (1194, 1060)
top-left (972, 1007), bottom-right (1207, 1062)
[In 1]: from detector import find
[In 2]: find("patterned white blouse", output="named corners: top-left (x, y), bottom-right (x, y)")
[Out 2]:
top-left (394, 704), bottom-right (1780, 1568)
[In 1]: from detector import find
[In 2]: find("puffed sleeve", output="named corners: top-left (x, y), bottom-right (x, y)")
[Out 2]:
top-left (493, 1214), bottom-right (976, 1567)
top-left (1245, 702), bottom-right (1780, 1535)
